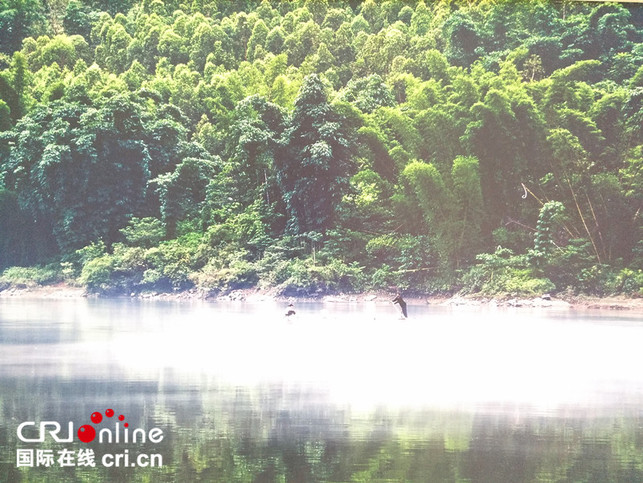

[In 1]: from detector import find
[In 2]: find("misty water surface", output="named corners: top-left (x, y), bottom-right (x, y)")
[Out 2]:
top-left (0, 297), bottom-right (641, 482)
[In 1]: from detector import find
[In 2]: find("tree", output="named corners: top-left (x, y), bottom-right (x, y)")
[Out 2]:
top-left (0, 187), bottom-right (56, 268)
top-left (6, 51), bottom-right (30, 121)
top-left (304, 0), bottom-right (327, 25)
top-left (0, 99), bottom-right (10, 130)
top-left (401, 156), bottom-right (485, 270)
top-left (245, 19), bottom-right (268, 61)
top-left (0, 0), bottom-right (640, 297)
top-left (462, 84), bottom-right (547, 242)
top-left (401, 160), bottom-right (455, 270)
top-left (410, 1), bottom-right (431, 36)
top-left (415, 107), bottom-right (462, 168)
top-left (28, 34), bottom-right (90, 71)
top-left (93, 17), bottom-right (134, 73)
top-left (216, 95), bottom-right (286, 215)
top-left (154, 157), bottom-right (218, 238)
top-left (355, 25), bottom-right (407, 76)
top-left (356, 125), bottom-right (397, 182)
top-left (276, 74), bottom-right (358, 235)
top-left (5, 95), bottom-right (154, 251)
top-left (0, 72), bottom-right (20, 123)
top-left (63, 0), bottom-right (92, 39)
top-left (340, 74), bottom-right (394, 114)
top-left (532, 200), bottom-right (566, 264)
top-left (443, 11), bottom-right (480, 68)
top-left (283, 20), bottom-right (320, 67)
top-left (451, 155), bottom-right (484, 266)
top-left (546, 128), bottom-right (602, 263)
top-left (265, 27), bottom-right (285, 55)
top-left (522, 54), bottom-right (545, 82)
top-left (0, 0), bottom-right (45, 55)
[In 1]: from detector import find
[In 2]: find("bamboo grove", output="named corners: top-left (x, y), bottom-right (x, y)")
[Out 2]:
top-left (0, 0), bottom-right (641, 296)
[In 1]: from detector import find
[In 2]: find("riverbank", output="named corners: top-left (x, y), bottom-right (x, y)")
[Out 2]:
top-left (1, 283), bottom-right (642, 312)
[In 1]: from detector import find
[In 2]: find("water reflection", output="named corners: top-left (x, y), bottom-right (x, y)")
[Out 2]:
top-left (0, 297), bottom-right (641, 482)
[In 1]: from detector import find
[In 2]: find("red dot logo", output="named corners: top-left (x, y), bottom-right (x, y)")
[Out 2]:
top-left (78, 424), bottom-right (96, 443)
top-left (78, 409), bottom-right (126, 443)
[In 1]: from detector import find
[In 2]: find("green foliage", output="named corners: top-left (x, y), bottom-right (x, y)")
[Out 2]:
top-left (144, 234), bottom-right (204, 290)
top-left (0, 264), bottom-right (60, 288)
top-left (543, 238), bottom-right (600, 293)
top-left (365, 233), bottom-right (435, 290)
top-left (531, 200), bottom-right (566, 264)
top-left (401, 157), bottom-right (484, 270)
top-left (276, 74), bottom-right (358, 234)
top-left (0, 0), bottom-right (46, 55)
top-left (191, 256), bottom-right (258, 293)
top-left (272, 257), bottom-right (365, 296)
top-left (444, 11), bottom-right (480, 68)
top-left (0, 188), bottom-right (37, 268)
top-left (365, 234), bottom-right (433, 272)
top-left (612, 268), bottom-right (643, 296)
top-left (5, 94), bottom-right (157, 251)
top-left (212, 94), bottom-right (285, 219)
top-left (120, 217), bottom-right (165, 248)
top-left (0, 0), bottom-right (641, 297)
top-left (461, 247), bottom-right (555, 296)
top-left (58, 240), bottom-right (106, 279)
top-left (78, 254), bottom-right (116, 292)
top-left (340, 74), bottom-right (394, 114)
top-left (154, 157), bottom-right (219, 238)
top-left (78, 233), bottom-right (205, 293)
top-left (451, 155), bottom-right (484, 265)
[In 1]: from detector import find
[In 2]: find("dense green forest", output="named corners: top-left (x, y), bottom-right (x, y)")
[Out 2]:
top-left (0, 0), bottom-right (641, 297)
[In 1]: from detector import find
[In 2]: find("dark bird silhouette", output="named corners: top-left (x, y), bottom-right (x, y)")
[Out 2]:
top-left (392, 294), bottom-right (407, 318)
top-left (285, 303), bottom-right (296, 317)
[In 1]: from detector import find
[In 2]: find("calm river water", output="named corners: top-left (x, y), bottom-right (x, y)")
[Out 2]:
top-left (0, 297), bottom-right (641, 482)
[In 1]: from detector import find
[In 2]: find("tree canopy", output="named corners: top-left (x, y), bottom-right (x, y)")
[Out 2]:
top-left (1, 0), bottom-right (641, 296)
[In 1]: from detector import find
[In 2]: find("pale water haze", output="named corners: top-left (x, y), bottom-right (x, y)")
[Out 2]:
top-left (1, 298), bottom-right (641, 482)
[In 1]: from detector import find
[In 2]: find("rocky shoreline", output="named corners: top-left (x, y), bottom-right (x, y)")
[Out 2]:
top-left (1, 283), bottom-right (642, 313)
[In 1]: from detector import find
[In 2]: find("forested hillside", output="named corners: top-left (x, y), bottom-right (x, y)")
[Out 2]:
top-left (0, 0), bottom-right (641, 296)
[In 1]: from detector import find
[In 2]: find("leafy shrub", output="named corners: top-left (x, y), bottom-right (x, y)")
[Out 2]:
top-left (314, 259), bottom-right (366, 292)
top-left (494, 268), bottom-right (555, 295)
top-left (460, 247), bottom-right (555, 296)
top-left (191, 257), bottom-right (259, 292)
top-left (120, 217), bottom-right (165, 248)
top-left (0, 264), bottom-right (61, 287)
top-left (492, 226), bottom-right (532, 253)
top-left (204, 203), bottom-right (272, 261)
top-left (143, 233), bottom-right (204, 290)
top-left (77, 233), bottom-right (207, 293)
top-left (531, 200), bottom-right (566, 264)
top-left (269, 257), bottom-right (365, 296)
top-left (366, 235), bottom-right (400, 264)
top-left (544, 239), bottom-right (598, 291)
top-left (61, 241), bottom-right (107, 278)
top-left (366, 234), bottom-right (435, 271)
top-left (273, 258), bottom-right (317, 295)
top-left (370, 264), bottom-right (399, 289)
top-left (615, 268), bottom-right (643, 295)
top-left (318, 229), bottom-right (370, 265)
top-left (575, 264), bottom-right (612, 295)
top-left (79, 255), bottom-right (116, 292)
top-left (578, 266), bottom-right (643, 296)
top-left (461, 264), bottom-right (554, 296)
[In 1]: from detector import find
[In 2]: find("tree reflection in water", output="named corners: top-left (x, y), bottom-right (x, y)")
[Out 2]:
top-left (0, 298), bottom-right (641, 482)
top-left (1, 376), bottom-right (641, 482)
